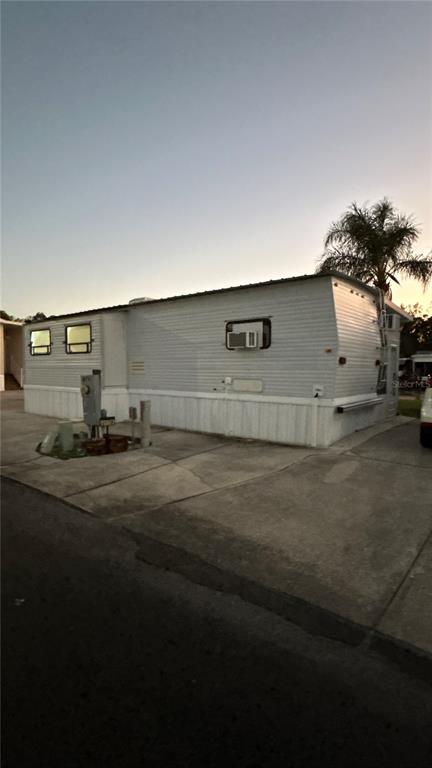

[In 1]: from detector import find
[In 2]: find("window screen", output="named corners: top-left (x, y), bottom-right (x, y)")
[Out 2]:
top-left (30, 329), bottom-right (51, 355)
top-left (65, 323), bottom-right (92, 354)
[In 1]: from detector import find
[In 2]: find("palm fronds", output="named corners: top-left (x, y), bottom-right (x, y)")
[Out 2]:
top-left (394, 253), bottom-right (432, 289)
top-left (316, 198), bottom-right (426, 294)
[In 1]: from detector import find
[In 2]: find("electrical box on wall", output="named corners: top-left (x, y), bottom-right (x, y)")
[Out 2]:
top-left (80, 373), bottom-right (101, 427)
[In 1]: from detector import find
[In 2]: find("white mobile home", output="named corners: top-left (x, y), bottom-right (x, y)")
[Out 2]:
top-left (24, 272), bottom-right (409, 448)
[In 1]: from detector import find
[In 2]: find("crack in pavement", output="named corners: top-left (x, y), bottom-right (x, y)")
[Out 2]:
top-left (102, 450), bottom-right (319, 522)
top-left (128, 527), bottom-right (432, 683)
top-left (369, 523), bottom-right (432, 636)
top-left (347, 451), bottom-right (431, 469)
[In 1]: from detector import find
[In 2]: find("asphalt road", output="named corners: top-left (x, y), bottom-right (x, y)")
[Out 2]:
top-left (2, 478), bottom-right (432, 768)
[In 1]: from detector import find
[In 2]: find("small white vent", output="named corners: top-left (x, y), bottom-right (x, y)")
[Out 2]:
top-left (227, 331), bottom-right (258, 349)
top-left (130, 360), bottom-right (145, 373)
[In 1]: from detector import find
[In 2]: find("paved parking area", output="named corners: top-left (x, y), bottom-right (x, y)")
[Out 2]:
top-left (2, 391), bottom-right (432, 660)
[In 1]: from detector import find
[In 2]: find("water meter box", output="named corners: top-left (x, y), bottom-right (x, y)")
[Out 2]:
top-left (80, 374), bottom-right (102, 427)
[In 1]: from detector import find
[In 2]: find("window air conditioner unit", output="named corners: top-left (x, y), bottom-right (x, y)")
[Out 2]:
top-left (227, 331), bottom-right (259, 349)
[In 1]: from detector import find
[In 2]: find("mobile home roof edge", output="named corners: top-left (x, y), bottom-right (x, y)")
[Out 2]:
top-left (26, 271), bottom-right (410, 324)
top-left (0, 318), bottom-right (25, 326)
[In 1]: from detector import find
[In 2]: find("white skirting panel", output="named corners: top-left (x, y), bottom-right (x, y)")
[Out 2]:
top-left (325, 400), bottom-right (387, 445)
top-left (129, 389), bottom-right (386, 448)
top-left (24, 386), bottom-right (130, 422)
top-left (101, 388), bottom-right (130, 420)
top-left (25, 386), bottom-right (83, 419)
top-left (24, 385), bottom-right (388, 448)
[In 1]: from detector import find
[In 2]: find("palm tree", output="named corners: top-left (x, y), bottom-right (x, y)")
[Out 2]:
top-left (316, 198), bottom-right (432, 296)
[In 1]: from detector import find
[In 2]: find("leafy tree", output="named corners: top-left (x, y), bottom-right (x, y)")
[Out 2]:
top-left (400, 302), bottom-right (431, 319)
top-left (316, 198), bottom-right (432, 296)
top-left (400, 305), bottom-right (432, 357)
top-left (25, 311), bottom-right (47, 323)
top-left (0, 310), bottom-right (25, 322)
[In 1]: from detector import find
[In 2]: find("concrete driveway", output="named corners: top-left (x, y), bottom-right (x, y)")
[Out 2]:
top-left (2, 390), bottom-right (432, 663)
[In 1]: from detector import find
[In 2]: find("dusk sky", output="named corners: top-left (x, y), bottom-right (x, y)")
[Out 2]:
top-left (2, 0), bottom-right (431, 317)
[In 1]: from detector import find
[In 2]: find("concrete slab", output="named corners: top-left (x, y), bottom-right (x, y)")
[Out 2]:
top-left (1, 413), bottom-right (59, 439)
top-left (377, 535), bottom-right (432, 655)
top-left (351, 420), bottom-right (432, 469)
top-left (31, 455), bottom-right (63, 466)
top-left (68, 463), bottom-right (213, 518)
top-left (1, 431), bottom-right (60, 466)
top-left (178, 441), bottom-right (316, 489)
top-left (146, 429), bottom-right (229, 462)
top-left (2, 450), bottom-right (169, 497)
top-left (329, 415), bottom-right (413, 454)
top-left (117, 451), bottom-right (432, 631)
top-left (0, 390), bottom-right (24, 412)
top-left (1, 403), bottom-right (65, 466)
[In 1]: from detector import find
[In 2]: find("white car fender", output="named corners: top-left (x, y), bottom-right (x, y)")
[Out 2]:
top-left (421, 388), bottom-right (432, 425)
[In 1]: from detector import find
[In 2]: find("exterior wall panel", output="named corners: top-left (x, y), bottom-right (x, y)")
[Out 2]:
top-left (24, 314), bottom-right (104, 389)
top-left (127, 278), bottom-right (338, 399)
top-left (102, 313), bottom-right (128, 387)
top-left (332, 280), bottom-right (381, 399)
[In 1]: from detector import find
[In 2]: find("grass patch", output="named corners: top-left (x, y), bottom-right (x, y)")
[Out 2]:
top-left (398, 397), bottom-right (422, 418)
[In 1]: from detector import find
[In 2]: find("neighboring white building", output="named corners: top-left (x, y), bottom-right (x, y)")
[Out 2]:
top-left (410, 352), bottom-right (432, 377)
top-left (23, 272), bottom-right (410, 448)
top-left (0, 318), bottom-right (24, 391)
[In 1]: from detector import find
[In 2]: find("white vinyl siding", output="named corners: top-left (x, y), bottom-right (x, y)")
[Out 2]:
top-left (126, 277), bottom-right (338, 399)
top-left (24, 314), bottom-right (103, 388)
top-left (332, 279), bottom-right (381, 398)
top-left (23, 279), bottom-right (391, 403)
top-left (102, 313), bottom-right (128, 387)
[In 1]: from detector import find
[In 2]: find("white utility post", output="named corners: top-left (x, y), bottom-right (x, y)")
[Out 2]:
top-left (139, 400), bottom-right (152, 447)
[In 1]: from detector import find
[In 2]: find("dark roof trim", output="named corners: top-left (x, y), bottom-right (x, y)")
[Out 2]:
top-left (26, 271), bottom-right (406, 324)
